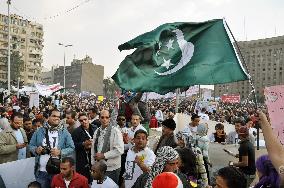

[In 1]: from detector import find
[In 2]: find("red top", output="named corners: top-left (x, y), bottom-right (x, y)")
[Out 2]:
top-left (51, 171), bottom-right (89, 188)
top-left (149, 116), bottom-right (158, 128)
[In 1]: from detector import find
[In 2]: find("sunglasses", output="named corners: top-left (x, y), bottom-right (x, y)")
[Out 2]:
top-left (118, 118), bottom-right (126, 121)
top-left (100, 116), bottom-right (109, 119)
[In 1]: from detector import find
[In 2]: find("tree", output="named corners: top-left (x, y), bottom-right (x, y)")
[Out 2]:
top-left (103, 77), bottom-right (120, 99)
top-left (0, 51), bottom-right (24, 83)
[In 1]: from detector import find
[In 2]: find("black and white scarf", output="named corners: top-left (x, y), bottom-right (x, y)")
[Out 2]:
top-left (145, 146), bottom-right (179, 188)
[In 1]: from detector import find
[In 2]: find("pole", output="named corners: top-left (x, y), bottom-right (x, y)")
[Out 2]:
top-left (224, 20), bottom-right (260, 150)
top-left (7, 0), bottom-right (11, 94)
top-left (175, 88), bottom-right (180, 113)
top-left (63, 51), bottom-right (66, 95)
top-left (17, 77), bottom-right (19, 99)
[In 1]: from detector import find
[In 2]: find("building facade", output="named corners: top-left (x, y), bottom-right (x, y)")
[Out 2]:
top-left (41, 65), bottom-right (58, 85)
top-left (0, 13), bottom-right (43, 86)
top-left (215, 35), bottom-right (284, 102)
top-left (53, 56), bottom-right (104, 95)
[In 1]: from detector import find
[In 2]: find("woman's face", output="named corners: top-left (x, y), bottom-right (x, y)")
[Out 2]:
top-left (177, 138), bottom-right (185, 148)
top-left (216, 129), bottom-right (224, 135)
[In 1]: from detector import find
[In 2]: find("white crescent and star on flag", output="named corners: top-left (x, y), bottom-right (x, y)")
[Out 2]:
top-left (154, 29), bottom-right (195, 76)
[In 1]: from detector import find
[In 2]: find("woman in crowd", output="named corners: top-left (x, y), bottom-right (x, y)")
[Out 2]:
top-left (176, 147), bottom-right (198, 188)
top-left (209, 123), bottom-right (226, 143)
top-left (254, 155), bottom-right (281, 188)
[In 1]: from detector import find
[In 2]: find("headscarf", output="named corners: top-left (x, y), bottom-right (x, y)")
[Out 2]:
top-left (197, 124), bottom-right (208, 137)
top-left (254, 155), bottom-right (280, 188)
top-left (145, 146), bottom-right (179, 188)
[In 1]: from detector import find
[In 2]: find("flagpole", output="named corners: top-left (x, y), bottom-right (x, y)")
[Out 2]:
top-left (224, 20), bottom-right (260, 150)
top-left (175, 88), bottom-right (180, 113)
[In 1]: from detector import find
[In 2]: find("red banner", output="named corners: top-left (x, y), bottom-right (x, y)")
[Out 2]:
top-left (221, 94), bottom-right (240, 103)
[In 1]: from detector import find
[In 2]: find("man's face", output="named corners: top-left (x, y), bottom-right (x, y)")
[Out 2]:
top-left (60, 162), bottom-right (73, 179)
top-left (133, 133), bottom-right (147, 150)
top-left (117, 116), bottom-right (126, 126)
top-left (235, 123), bottom-right (241, 133)
top-left (214, 176), bottom-right (228, 188)
top-left (191, 117), bottom-right (200, 127)
top-left (91, 165), bottom-right (102, 180)
top-left (89, 111), bottom-right (95, 119)
top-left (79, 115), bottom-right (89, 130)
top-left (163, 158), bottom-right (179, 172)
top-left (100, 110), bottom-right (110, 127)
top-left (131, 115), bottom-right (141, 127)
top-left (11, 116), bottom-right (23, 130)
top-left (34, 121), bottom-right (42, 129)
top-left (66, 114), bottom-right (75, 125)
top-left (48, 111), bottom-right (61, 127)
top-left (246, 121), bottom-right (253, 128)
top-left (162, 126), bottom-right (173, 136)
top-left (23, 120), bottom-right (33, 131)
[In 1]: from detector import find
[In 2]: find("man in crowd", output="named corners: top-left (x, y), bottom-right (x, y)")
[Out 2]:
top-left (0, 112), bottom-right (28, 164)
top-left (29, 109), bottom-right (75, 188)
top-left (182, 114), bottom-right (200, 146)
top-left (71, 112), bottom-right (97, 183)
top-left (198, 108), bottom-right (209, 121)
top-left (91, 160), bottom-right (118, 188)
top-left (229, 126), bottom-right (256, 187)
top-left (65, 111), bottom-right (80, 134)
top-left (227, 118), bottom-right (255, 145)
top-left (128, 113), bottom-right (147, 140)
top-left (124, 129), bottom-right (155, 188)
top-left (116, 114), bottom-right (130, 186)
top-left (51, 157), bottom-right (89, 188)
top-left (154, 118), bottom-right (177, 154)
top-left (91, 110), bottom-right (124, 184)
top-left (88, 107), bottom-right (101, 128)
top-left (213, 166), bottom-right (247, 188)
top-left (0, 107), bottom-right (9, 131)
top-left (23, 117), bottom-right (34, 143)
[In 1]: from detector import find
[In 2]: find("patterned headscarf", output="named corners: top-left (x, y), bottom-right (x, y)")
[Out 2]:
top-left (176, 131), bottom-right (195, 148)
top-left (145, 146), bottom-right (179, 188)
top-left (197, 123), bottom-right (208, 137)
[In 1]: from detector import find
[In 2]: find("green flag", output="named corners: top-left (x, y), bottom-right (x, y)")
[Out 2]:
top-left (112, 19), bottom-right (249, 94)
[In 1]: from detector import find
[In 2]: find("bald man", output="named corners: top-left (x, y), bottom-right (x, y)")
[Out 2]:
top-left (91, 110), bottom-right (124, 185)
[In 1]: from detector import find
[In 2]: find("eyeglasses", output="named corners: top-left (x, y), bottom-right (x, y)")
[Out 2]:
top-left (100, 116), bottom-right (109, 119)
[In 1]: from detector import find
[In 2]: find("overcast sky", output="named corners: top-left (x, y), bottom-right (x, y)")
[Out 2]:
top-left (0, 0), bottom-right (283, 79)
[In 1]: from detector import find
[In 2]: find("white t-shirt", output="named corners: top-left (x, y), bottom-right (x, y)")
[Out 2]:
top-left (39, 130), bottom-right (59, 172)
top-left (91, 176), bottom-right (118, 188)
top-left (64, 179), bottom-right (71, 187)
top-left (124, 147), bottom-right (156, 188)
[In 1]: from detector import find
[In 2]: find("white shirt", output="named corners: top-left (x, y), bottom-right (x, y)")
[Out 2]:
top-left (128, 124), bottom-right (147, 140)
top-left (198, 112), bottom-right (209, 121)
top-left (39, 130), bottom-right (59, 172)
top-left (64, 179), bottom-right (71, 187)
top-left (13, 129), bottom-right (26, 160)
top-left (124, 147), bottom-right (156, 188)
top-left (155, 110), bottom-right (164, 121)
top-left (91, 176), bottom-right (118, 188)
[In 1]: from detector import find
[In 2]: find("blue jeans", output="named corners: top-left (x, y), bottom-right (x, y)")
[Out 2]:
top-left (36, 171), bottom-right (53, 188)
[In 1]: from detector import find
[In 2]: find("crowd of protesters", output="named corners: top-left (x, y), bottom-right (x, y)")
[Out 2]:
top-left (0, 92), bottom-right (283, 188)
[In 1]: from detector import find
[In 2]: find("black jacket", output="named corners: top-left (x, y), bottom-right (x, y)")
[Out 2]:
top-left (71, 124), bottom-right (97, 183)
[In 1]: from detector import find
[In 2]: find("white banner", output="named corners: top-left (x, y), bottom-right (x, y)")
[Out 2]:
top-left (29, 92), bottom-right (39, 108)
top-left (34, 83), bottom-right (63, 97)
top-left (0, 158), bottom-right (35, 188)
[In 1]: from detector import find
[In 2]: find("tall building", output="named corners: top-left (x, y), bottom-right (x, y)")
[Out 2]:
top-left (0, 13), bottom-right (43, 85)
top-left (41, 65), bottom-right (58, 85)
top-left (54, 55), bottom-right (104, 95)
top-left (215, 35), bottom-right (284, 102)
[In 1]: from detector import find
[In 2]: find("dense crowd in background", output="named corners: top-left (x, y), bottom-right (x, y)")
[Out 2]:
top-left (0, 92), bottom-right (283, 188)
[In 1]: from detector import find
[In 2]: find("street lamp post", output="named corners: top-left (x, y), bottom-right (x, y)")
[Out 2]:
top-left (7, 0), bottom-right (11, 94)
top-left (58, 43), bottom-right (72, 94)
